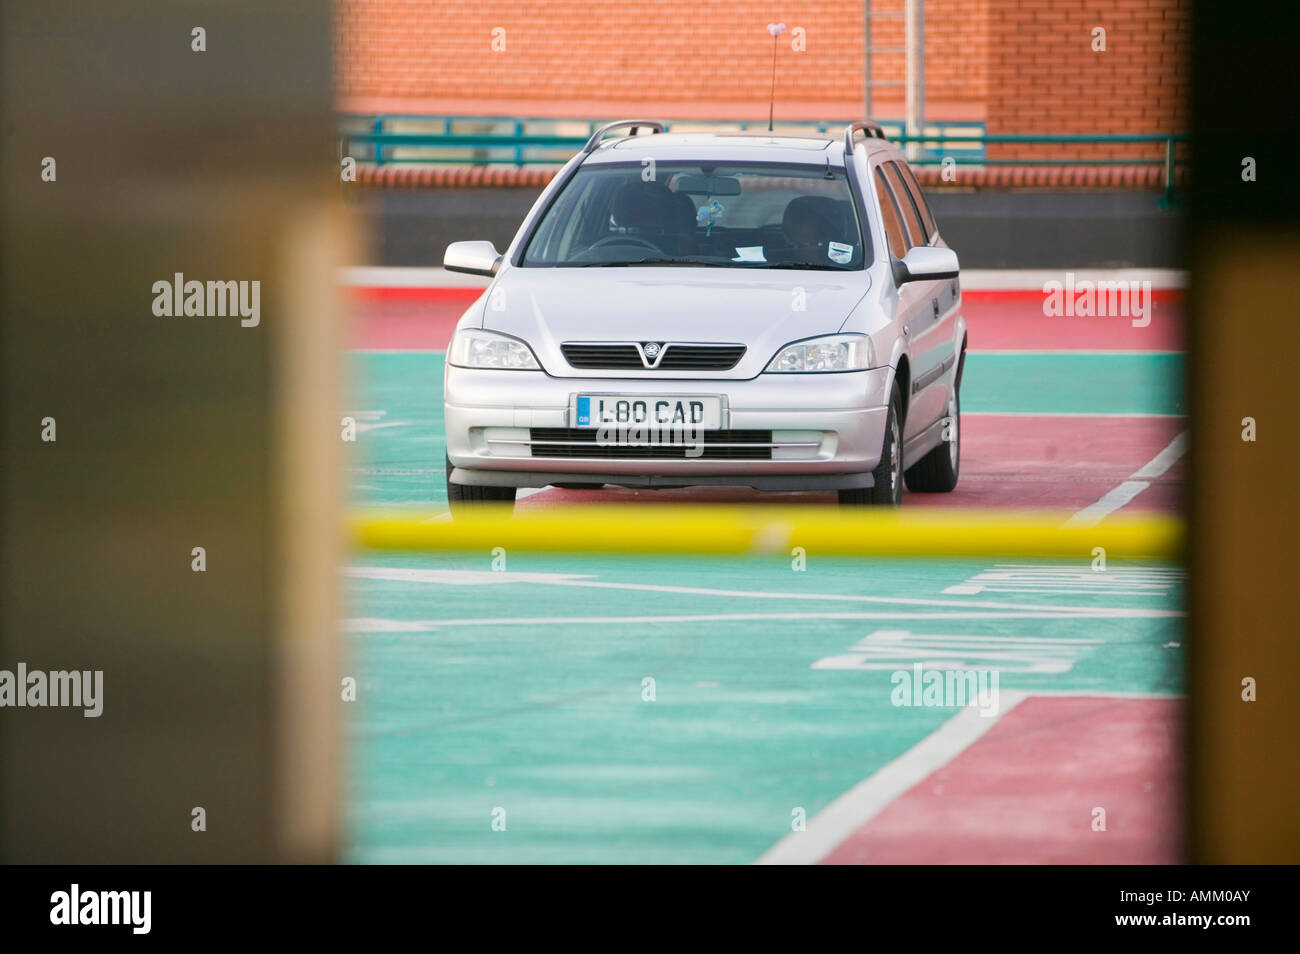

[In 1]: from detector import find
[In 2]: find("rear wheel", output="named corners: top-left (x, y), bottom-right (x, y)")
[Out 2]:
top-left (446, 455), bottom-right (516, 517)
top-left (904, 362), bottom-right (962, 494)
top-left (839, 382), bottom-right (903, 506)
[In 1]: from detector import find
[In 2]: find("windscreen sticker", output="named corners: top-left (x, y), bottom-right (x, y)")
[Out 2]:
top-left (732, 246), bottom-right (766, 263)
top-left (827, 241), bottom-right (854, 265)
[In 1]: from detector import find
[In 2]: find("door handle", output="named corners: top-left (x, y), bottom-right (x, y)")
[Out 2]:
top-left (932, 299), bottom-right (940, 319)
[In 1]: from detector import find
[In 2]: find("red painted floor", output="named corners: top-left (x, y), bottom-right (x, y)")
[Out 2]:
top-left (962, 291), bottom-right (1183, 352)
top-left (821, 696), bottom-right (1184, 864)
top-left (346, 290), bottom-right (1184, 353)
top-left (348, 296), bottom-right (469, 350)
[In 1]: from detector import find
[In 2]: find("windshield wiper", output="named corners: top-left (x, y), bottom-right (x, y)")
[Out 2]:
top-left (592, 257), bottom-right (716, 267)
top-left (564, 258), bottom-right (846, 270)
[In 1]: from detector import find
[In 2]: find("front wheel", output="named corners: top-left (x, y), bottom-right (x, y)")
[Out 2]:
top-left (839, 382), bottom-right (903, 506)
top-left (446, 455), bottom-right (516, 517)
top-left (904, 373), bottom-right (961, 494)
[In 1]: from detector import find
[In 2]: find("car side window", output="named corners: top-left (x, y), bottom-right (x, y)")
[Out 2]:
top-left (894, 161), bottom-right (937, 241)
top-left (884, 162), bottom-right (927, 249)
top-left (873, 167), bottom-right (908, 260)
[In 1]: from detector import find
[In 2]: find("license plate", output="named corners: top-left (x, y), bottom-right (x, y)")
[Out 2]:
top-left (574, 395), bottom-right (722, 429)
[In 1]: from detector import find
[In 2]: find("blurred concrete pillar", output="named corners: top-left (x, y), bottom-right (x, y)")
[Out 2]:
top-left (1186, 0), bottom-right (1300, 863)
top-left (0, 1), bottom-right (345, 861)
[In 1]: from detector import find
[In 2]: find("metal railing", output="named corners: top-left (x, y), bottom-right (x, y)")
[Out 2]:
top-left (339, 115), bottom-right (1187, 204)
top-left (893, 132), bottom-right (1188, 207)
top-left (339, 115), bottom-right (989, 166)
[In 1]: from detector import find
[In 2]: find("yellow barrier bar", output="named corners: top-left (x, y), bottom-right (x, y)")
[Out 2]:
top-left (348, 505), bottom-right (1184, 561)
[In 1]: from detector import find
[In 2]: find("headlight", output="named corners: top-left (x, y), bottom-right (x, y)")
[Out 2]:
top-left (765, 334), bottom-right (875, 373)
top-left (449, 329), bottom-right (540, 370)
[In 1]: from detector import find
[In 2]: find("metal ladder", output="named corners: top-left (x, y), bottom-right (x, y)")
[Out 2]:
top-left (862, 0), bottom-right (925, 158)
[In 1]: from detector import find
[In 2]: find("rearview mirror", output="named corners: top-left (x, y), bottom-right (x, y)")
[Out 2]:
top-left (673, 174), bottom-right (742, 196)
top-left (444, 240), bottom-right (502, 276)
top-left (896, 246), bottom-right (959, 284)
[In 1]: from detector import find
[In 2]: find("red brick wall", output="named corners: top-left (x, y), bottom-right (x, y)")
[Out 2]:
top-left (335, 0), bottom-right (988, 119)
top-left (985, 0), bottom-right (1190, 158)
top-left (335, 0), bottom-right (1187, 139)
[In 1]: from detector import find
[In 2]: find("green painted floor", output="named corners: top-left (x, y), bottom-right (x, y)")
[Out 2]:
top-left (341, 350), bottom-right (1185, 863)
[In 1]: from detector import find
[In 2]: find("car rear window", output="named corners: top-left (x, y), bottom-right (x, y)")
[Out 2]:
top-left (873, 167), bottom-right (909, 260)
top-left (884, 162), bottom-right (928, 249)
top-left (894, 161), bottom-right (937, 241)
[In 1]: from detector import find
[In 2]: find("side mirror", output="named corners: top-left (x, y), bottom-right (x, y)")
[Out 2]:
top-left (895, 246), bottom-right (959, 285)
top-left (444, 240), bottom-right (503, 277)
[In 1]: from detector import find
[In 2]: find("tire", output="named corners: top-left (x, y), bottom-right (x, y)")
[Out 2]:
top-left (839, 382), bottom-right (903, 506)
top-left (904, 360), bottom-right (962, 494)
top-left (446, 455), bottom-right (516, 517)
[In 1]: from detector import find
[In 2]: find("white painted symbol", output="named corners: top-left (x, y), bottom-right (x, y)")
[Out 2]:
top-left (341, 409), bottom-right (412, 434)
top-left (811, 628), bottom-right (1103, 674)
top-left (942, 563), bottom-right (1184, 596)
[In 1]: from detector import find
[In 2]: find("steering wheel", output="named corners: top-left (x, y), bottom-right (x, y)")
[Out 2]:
top-left (586, 234), bottom-right (663, 253)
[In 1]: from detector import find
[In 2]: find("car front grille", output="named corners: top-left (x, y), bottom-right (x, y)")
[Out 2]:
top-left (560, 343), bottom-right (746, 371)
top-left (560, 344), bottom-right (643, 369)
top-left (527, 428), bottom-right (774, 460)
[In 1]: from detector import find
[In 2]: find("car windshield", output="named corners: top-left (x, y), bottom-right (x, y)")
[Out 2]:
top-left (521, 162), bottom-right (868, 270)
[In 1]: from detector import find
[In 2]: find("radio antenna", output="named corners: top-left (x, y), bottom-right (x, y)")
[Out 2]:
top-left (766, 23), bottom-right (786, 132)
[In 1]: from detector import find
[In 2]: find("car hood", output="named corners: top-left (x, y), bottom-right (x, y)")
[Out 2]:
top-left (478, 266), bottom-right (870, 379)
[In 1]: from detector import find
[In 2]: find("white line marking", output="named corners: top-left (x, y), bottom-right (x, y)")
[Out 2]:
top-left (1063, 429), bottom-right (1188, 528)
top-left (756, 692), bottom-right (1031, 865)
top-left (1025, 689), bottom-right (1185, 698)
top-left (1131, 430), bottom-right (1189, 479)
top-left (343, 566), bottom-right (1184, 617)
top-left (753, 687), bottom-right (1185, 864)
top-left (958, 268), bottom-right (1187, 290)
top-left (343, 567), bottom-right (592, 585)
top-left (988, 563), bottom-right (1184, 571)
top-left (962, 411), bottom-right (1186, 419)
top-left (341, 266), bottom-right (489, 288)
top-left (347, 348), bottom-right (446, 355)
top-left (833, 631), bottom-right (1105, 644)
top-left (972, 350), bottom-right (1182, 356)
top-left (342, 608), bottom-right (1180, 629)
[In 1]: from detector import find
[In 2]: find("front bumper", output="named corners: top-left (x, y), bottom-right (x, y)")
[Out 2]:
top-left (444, 365), bottom-right (893, 489)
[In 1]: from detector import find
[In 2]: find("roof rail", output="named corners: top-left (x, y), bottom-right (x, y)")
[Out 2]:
top-left (843, 121), bottom-right (888, 154)
top-left (582, 120), bottom-right (666, 154)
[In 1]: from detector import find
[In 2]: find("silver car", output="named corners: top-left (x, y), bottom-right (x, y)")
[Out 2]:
top-left (442, 121), bottom-right (966, 514)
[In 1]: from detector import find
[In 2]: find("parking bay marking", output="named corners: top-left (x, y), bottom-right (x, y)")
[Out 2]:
top-left (1063, 429), bottom-right (1188, 528)
top-left (757, 691), bottom-right (1032, 865)
top-left (343, 566), bottom-right (1183, 620)
top-left (942, 563), bottom-right (1185, 596)
top-left (810, 628), bottom-right (1104, 674)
